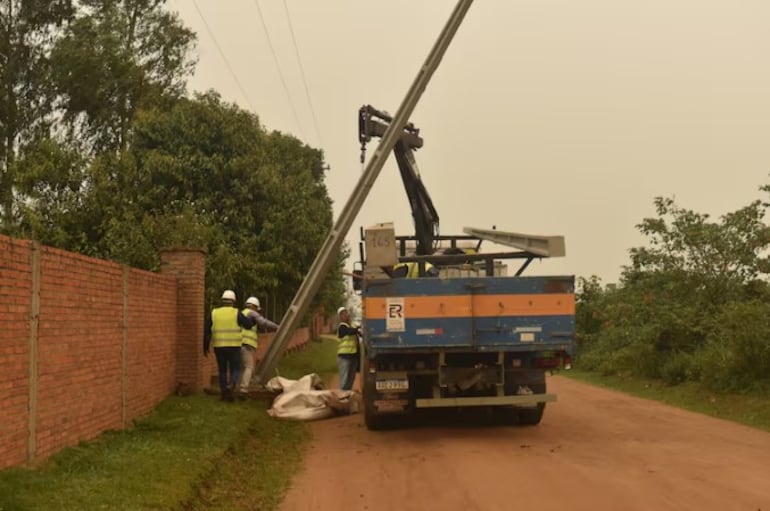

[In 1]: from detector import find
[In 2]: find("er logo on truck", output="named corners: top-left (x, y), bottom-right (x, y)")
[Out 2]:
top-left (388, 304), bottom-right (403, 318)
top-left (385, 297), bottom-right (406, 332)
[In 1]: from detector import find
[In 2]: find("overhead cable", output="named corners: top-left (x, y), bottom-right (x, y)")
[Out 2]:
top-left (191, 0), bottom-right (255, 111)
top-left (282, 0), bottom-right (324, 148)
top-left (253, 0), bottom-right (306, 141)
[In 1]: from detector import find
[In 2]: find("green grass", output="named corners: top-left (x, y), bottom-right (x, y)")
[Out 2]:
top-left (0, 337), bottom-right (340, 511)
top-left (565, 368), bottom-right (770, 432)
top-left (274, 334), bottom-right (339, 381)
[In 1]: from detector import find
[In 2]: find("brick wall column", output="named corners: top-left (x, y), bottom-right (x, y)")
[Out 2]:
top-left (160, 248), bottom-right (208, 391)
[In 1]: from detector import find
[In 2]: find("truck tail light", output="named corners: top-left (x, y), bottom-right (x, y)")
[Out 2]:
top-left (368, 360), bottom-right (376, 374)
top-left (532, 357), bottom-right (561, 369)
top-left (563, 355), bottom-right (572, 370)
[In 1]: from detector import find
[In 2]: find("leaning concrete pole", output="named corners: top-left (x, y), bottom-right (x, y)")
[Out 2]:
top-left (255, 0), bottom-right (475, 383)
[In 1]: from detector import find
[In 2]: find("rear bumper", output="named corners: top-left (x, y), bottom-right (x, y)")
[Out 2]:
top-left (415, 392), bottom-right (556, 409)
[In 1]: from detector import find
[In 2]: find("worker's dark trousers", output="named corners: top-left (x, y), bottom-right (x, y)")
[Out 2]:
top-left (214, 346), bottom-right (242, 400)
top-left (337, 354), bottom-right (358, 391)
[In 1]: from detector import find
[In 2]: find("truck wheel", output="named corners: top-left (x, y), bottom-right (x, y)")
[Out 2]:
top-left (363, 380), bottom-right (389, 430)
top-left (364, 405), bottom-right (388, 430)
top-left (504, 372), bottom-right (547, 426)
top-left (516, 403), bottom-right (545, 425)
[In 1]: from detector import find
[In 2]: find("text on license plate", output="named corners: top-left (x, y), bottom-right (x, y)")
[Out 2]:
top-left (375, 379), bottom-right (409, 391)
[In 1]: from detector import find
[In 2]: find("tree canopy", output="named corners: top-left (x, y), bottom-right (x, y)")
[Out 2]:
top-left (1, 0), bottom-right (345, 321)
top-left (576, 187), bottom-right (770, 392)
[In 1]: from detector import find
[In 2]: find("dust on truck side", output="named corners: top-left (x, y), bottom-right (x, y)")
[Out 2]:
top-left (353, 106), bottom-right (575, 430)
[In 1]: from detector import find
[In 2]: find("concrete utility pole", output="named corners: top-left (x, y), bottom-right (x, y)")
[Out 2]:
top-left (255, 0), bottom-right (475, 384)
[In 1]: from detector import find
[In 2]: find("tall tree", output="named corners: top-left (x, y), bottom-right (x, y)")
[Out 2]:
top-left (80, 91), bottom-right (344, 318)
top-left (0, 0), bottom-right (74, 231)
top-left (625, 195), bottom-right (770, 305)
top-left (577, 186), bottom-right (770, 388)
top-left (51, 0), bottom-right (195, 153)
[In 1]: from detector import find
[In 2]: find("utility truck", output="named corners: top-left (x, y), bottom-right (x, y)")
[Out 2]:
top-left (354, 105), bottom-right (575, 430)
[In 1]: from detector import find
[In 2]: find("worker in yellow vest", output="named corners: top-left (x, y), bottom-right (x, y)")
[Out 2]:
top-left (203, 290), bottom-right (255, 402)
top-left (336, 306), bottom-right (361, 391)
top-left (238, 296), bottom-right (279, 399)
top-left (392, 261), bottom-right (439, 278)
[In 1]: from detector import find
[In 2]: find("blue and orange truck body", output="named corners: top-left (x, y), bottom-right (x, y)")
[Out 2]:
top-left (360, 272), bottom-right (575, 429)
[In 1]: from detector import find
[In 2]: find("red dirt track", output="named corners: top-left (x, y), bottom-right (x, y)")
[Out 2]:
top-left (279, 375), bottom-right (770, 511)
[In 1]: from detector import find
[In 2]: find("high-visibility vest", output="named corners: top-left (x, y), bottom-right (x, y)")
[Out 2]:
top-left (394, 261), bottom-right (434, 278)
top-left (337, 322), bottom-right (358, 355)
top-left (241, 308), bottom-right (258, 348)
top-left (211, 307), bottom-right (241, 348)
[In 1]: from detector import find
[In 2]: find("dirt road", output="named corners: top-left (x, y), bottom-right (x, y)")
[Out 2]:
top-left (279, 375), bottom-right (770, 511)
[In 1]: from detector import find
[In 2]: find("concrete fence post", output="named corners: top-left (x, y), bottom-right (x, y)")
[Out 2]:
top-left (121, 266), bottom-right (129, 427)
top-left (27, 241), bottom-right (41, 464)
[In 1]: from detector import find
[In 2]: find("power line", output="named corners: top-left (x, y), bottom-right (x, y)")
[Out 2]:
top-left (191, 0), bottom-right (254, 111)
top-left (282, 0), bottom-right (324, 148)
top-left (252, 0), bottom-right (306, 141)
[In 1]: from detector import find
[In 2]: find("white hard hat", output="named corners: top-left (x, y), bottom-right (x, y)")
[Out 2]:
top-left (246, 296), bottom-right (261, 309)
top-left (221, 290), bottom-right (236, 301)
top-left (337, 306), bottom-right (347, 315)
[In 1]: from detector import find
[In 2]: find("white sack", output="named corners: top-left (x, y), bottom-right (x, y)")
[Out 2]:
top-left (266, 373), bottom-right (359, 421)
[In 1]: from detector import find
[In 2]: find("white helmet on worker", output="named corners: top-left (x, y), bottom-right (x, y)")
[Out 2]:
top-left (337, 306), bottom-right (347, 316)
top-left (221, 289), bottom-right (236, 302)
top-left (246, 296), bottom-right (261, 309)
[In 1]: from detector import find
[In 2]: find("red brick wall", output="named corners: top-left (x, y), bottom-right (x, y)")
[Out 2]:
top-left (125, 268), bottom-right (178, 422)
top-left (0, 235), bottom-right (181, 469)
top-left (0, 234), bottom-right (329, 471)
top-left (35, 245), bottom-right (125, 460)
top-left (0, 237), bottom-right (33, 468)
top-left (160, 249), bottom-right (208, 390)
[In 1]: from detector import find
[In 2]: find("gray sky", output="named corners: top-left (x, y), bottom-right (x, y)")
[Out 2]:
top-left (171, 0), bottom-right (770, 283)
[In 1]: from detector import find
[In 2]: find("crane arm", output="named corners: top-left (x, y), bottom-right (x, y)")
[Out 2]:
top-left (358, 105), bottom-right (439, 256)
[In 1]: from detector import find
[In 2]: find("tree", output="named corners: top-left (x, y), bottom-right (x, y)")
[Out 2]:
top-left (577, 187), bottom-right (770, 388)
top-left (0, 0), bottom-right (75, 231)
top-left (3, 1), bottom-right (346, 322)
top-left (50, 0), bottom-right (195, 153)
top-left (14, 137), bottom-right (87, 245)
top-left (625, 195), bottom-right (770, 306)
top-left (79, 91), bottom-right (344, 319)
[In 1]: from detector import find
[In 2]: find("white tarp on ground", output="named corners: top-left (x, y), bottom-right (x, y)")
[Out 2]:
top-left (266, 374), bottom-right (360, 421)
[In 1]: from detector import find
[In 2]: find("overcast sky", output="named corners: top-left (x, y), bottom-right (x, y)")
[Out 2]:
top-left (170, 0), bottom-right (770, 283)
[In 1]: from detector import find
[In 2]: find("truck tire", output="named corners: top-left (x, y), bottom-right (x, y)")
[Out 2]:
top-left (363, 379), bottom-right (389, 430)
top-left (516, 403), bottom-right (545, 425)
top-left (364, 405), bottom-right (388, 430)
top-left (503, 372), bottom-right (547, 426)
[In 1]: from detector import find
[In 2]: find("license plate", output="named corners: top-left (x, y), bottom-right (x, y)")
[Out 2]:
top-left (375, 399), bottom-right (408, 412)
top-left (375, 379), bottom-right (409, 391)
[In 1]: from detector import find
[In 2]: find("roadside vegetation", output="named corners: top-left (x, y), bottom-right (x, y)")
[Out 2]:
top-left (574, 185), bottom-right (770, 426)
top-left (565, 369), bottom-right (770, 432)
top-left (0, 337), bottom-right (339, 511)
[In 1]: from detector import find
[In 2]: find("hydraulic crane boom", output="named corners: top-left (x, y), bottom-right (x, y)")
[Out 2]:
top-left (359, 105), bottom-right (440, 256)
top-left (254, 0), bottom-right (475, 384)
